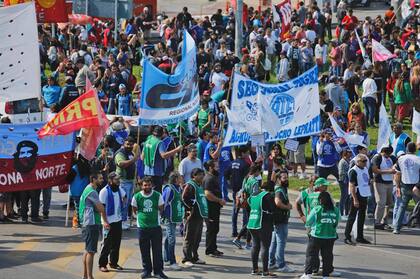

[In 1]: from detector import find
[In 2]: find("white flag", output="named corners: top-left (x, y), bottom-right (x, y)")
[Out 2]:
top-left (413, 108), bottom-right (420, 135)
top-left (355, 30), bottom-right (372, 68)
top-left (328, 114), bottom-right (365, 147)
top-left (0, 3), bottom-right (41, 102)
top-left (372, 39), bottom-right (396, 62)
top-left (377, 104), bottom-right (392, 151)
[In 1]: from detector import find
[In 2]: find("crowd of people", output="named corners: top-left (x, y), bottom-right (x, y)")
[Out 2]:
top-left (1, 1), bottom-right (420, 279)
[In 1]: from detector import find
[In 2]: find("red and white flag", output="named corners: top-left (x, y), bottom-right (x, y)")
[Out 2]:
top-left (372, 39), bottom-right (396, 62)
top-left (272, 0), bottom-right (292, 39)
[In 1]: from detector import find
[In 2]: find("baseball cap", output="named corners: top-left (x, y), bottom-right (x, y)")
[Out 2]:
top-left (119, 83), bottom-right (126, 90)
top-left (314, 177), bottom-right (331, 189)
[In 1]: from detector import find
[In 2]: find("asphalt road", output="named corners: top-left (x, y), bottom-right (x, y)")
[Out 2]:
top-left (0, 187), bottom-right (419, 279)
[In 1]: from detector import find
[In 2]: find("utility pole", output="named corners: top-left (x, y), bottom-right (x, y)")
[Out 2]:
top-left (114, 0), bottom-right (118, 41)
top-left (235, 0), bottom-right (243, 59)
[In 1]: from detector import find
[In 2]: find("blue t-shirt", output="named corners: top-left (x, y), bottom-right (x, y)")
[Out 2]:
top-left (203, 142), bottom-right (216, 163)
top-left (219, 146), bottom-right (232, 172)
top-left (117, 93), bottom-right (131, 116)
top-left (143, 142), bottom-right (166, 176)
top-left (42, 85), bottom-right (61, 107)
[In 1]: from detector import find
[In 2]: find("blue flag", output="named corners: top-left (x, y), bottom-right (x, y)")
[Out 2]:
top-left (138, 30), bottom-right (199, 125)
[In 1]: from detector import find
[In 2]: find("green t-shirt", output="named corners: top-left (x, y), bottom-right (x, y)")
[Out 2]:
top-left (198, 108), bottom-right (210, 132)
top-left (304, 191), bottom-right (320, 218)
top-left (306, 205), bottom-right (340, 239)
top-left (133, 190), bottom-right (161, 229)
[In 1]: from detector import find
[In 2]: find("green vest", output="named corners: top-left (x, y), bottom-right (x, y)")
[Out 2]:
top-left (134, 190), bottom-right (161, 228)
top-left (198, 108), bottom-right (210, 131)
top-left (304, 191), bottom-right (320, 217)
top-left (243, 176), bottom-right (259, 197)
top-left (309, 205), bottom-right (339, 239)
top-left (163, 184), bottom-right (184, 223)
top-left (247, 191), bottom-right (269, 230)
top-left (143, 135), bottom-right (161, 167)
top-left (79, 185), bottom-right (101, 225)
top-left (274, 185), bottom-right (290, 219)
top-left (188, 180), bottom-right (208, 218)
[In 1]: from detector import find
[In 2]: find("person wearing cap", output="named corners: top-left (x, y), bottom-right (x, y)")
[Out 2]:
top-left (132, 176), bottom-right (168, 279)
top-left (300, 191), bottom-right (340, 279)
top-left (316, 129), bottom-right (341, 180)
top-left (79, 172), bottom-right (109, 279)
top-left (142, 126), bottom-right (183, 193)
top-left (109, 117), bottom-right (130, 147)
top-left (389, 123), bottom-right (411, 156)
top-left (98, 172), bottom-right (126, 272)
top-left (393, 142), bottom-right (420, 234)
top-left (59, 75), bottom-right (79, 109)
top-left (371, 145), bottom-right (397, 230)
top-left (115, 83), bottom-right (131, 116)
top-left (114, 137), bottom-right (139, 230)
top-left (344, 154), bottom-right (372, 245)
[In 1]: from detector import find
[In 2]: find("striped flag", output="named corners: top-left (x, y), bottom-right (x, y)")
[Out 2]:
top-left (272, 0), bottom-right (292, 39)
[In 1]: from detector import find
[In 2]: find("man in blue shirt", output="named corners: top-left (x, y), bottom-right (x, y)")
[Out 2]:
top-left (203, 132), bottom-right (222, 164)
top-left (196, 130), bottom-right (210, 163)
top-left (42, 77), bottom-right (61, 108)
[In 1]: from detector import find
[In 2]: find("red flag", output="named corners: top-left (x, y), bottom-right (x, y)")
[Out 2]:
top-left (272, 0), bottom-right (292, 40)
top-left (4, 0), bottom-right (68, 23)
top-left (37, 89), bottom-right (108, 137)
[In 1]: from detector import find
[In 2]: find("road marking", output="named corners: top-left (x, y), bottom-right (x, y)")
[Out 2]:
top-left (48, 242), bottom-right (84, 269)
top-left (11, 239), bottom-right (38, 260)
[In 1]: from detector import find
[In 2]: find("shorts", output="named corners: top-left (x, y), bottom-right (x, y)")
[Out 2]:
top-left (397, 103), bottom-right (412, 120)
top-left (288, 144), bottom-right (306, 164)
top-left (82, 225), bottom-right (100, 253)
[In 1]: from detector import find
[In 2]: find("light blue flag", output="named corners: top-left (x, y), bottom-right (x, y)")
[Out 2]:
top-left (138, 30), bottom-right (199, 125)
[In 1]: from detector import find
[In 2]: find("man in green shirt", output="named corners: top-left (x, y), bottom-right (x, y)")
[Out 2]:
top-left (79, 172), bottom-right (109, 279)
top-left (132, 176), bottom-right (167, 279)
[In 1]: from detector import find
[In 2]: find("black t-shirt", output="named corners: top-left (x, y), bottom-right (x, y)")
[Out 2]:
top-left (371, 154), bottom-right (397, 183)
top-left (203, 173), bottom-right (221, 207)
top-left (224, 158), bottom-right (250, 192)
top-left (348, 168), bottom-right (359, 186)
top-left (345, 74), bottom-right (360, 95)
top-left (261, 193), bottom-right (275, 226)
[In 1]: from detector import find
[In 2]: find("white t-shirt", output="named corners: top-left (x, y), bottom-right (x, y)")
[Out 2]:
top-left (362, 78), bottom-right (377, 100)
top-left (99, 186), bottom-right (127, 224)
top-left (178, 157), bottom-right (202, 182)
top-left (397, 154), bottom-right (420, 184)
top-left (315, 44), bottom-right (328, 64)
top-left (305, 30), bottom-right (317, 43)
top-left (211, 72), bottom-right (229, 94)
top-left (264, 35), bottom-right (276, 55)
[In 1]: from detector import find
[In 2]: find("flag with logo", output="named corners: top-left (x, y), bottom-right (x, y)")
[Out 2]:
top-left (37, 89), bottom-right (109, 138)
top-left (272, 0), bottom-right (292, 39)
top-left (372, 39), bottom-right (396, 62)
top-left (328, 114), bottom-right (365, 147)
top-left (377, 104), bottom-right (392, 151)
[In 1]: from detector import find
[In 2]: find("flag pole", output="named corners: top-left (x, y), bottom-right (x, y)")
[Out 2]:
top-left (65, 190), bottom-right (70, 227)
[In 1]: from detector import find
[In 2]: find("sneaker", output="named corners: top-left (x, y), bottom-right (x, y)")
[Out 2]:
top-left (232, 239), bottom-right (243, 249)
top-left (164, 262), bottom-right (171, 267)
top-left (251, 270), bottom-right (262, 275)
top-left (169, 263), bottom-right (181, 271)
top-left (183, 261), bottom-right (194, 267)
top-left (140, 271), bottom-right (152, 279)
top-left (268, 264), bottom-right (278, 270)
top-left (245, 243), bottom-right (252, 250)
top-left (330, 271), bottom-right (342, 277)
top-left (393, 229), bottom-right (400, 234)
top-left (214, 250), bottom-right (224, 256)
top-left (42, 213), bottom-right (49, 220)
top-left (206, 252), bottom-right (220, 258)
top-left (30, 217), bottom-right (44, 224)
top-left (277, 265), bottom-right (295, 273)
top-left (356, 238), bottom-right (371, 244)
top-left (300, 274), bottom-right (312, 279)
top-left (344, 238), bottom-right (356, 246)
top-left (193, 259), bottom-right (206, 265)
top-left (155, 272), bottom-right (169, 279)
top-left (262, 272), bottom-right (277, 278)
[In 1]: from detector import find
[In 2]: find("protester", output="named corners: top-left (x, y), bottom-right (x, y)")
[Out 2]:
top-left (178, 145), bottom-right (202, 184)
top-left (316, 129), bottom-right (341, 180)
top-left (98, 172), bottom-right (126, 272)
top-left (132, 176), bottom-right (168, 279)
top-left (338, 149), bottom-right (352, 219)
top-left (389, 123), bottom-right (411, 156)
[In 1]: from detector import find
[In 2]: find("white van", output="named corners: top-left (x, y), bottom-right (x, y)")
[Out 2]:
top-left (0, 98), bottom-right (45, 123)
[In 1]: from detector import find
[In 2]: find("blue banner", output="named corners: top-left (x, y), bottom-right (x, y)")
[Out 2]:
top-left (138, 30), bottom-right (199, 125)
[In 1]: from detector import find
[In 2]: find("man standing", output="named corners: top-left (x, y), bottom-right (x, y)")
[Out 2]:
top-left (344, 154), bottom-right (372, 245)
top-left (393, 142), bottom-right (420, 234)
top-left (142, 126), bottom-right (182, 192)
top-left (389, 123), bottom-right (411, 156)
top-left (98, 172), bottom-right (126, 272)
top-left (181, 168), bottom-right (208, 266)
top-left (203, 160), bottom-right (226, 257)
top-left (203, 132), bottom-right (222, 164)
top-left (371, 146), bottom-right (397, 229)
top-left (80, 172), bottom-right (109, 279)
top-left (115, 137), bottom-right (138, 230)
top-left (316, 129), bottom-right (341, 180)
top-left (178, 145), bottom-right (202, 184)
top-left (132, 177), bottom-right (168, 279)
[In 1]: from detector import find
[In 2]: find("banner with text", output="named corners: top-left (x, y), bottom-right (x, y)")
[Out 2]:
top-left (224, 67), bottom-right (320, 147)
top-left (138, 30), bottom-right (199, 125)
top-left (0, 123), bottom-right (75, 192)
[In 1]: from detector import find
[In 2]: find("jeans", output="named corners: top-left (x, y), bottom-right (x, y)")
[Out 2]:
top-left (120, 180), bottom-right (134, 222)
top-left (345, 193), bottom-right (367, 240)
top-left (339, 181), bottom-right (350, 216)
top-left (392, 187), bottom-right (403, 228)
top-left (231, 190), bottom-right (247, 236)
top-left (249, 223), bottom-right (273, 273)
top-left (138, 227), bottom-right (163, 274)
top-left (394, 183), bottom-right (418, 231)
top-left (99, 221), bottom-right (122, 267)
top-left (363, 97), bottom-right (376, 126)
top-left (164, 222), bottom-right (177, 264)
top-left (219, 175), bottom-right (229, 200)
top-left (42, 187), bottom-right (52, 216)
top-left (268, 223), bottom-right (288, 268)
top-left (330, 65), bottom-right (341, 77)
top-left (304, 236), bottom-right (335, 277)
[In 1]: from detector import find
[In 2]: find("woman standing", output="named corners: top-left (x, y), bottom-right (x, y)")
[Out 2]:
top-left (394, 72), bottom-right (413, 122)
top-left (300, 192), bottom-right (340, 279)
top-left (247, 182), bottom-right (276, 277)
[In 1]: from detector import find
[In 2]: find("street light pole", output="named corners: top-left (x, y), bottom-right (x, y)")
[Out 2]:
top-left (235, 0), bottom-right (243, 59)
